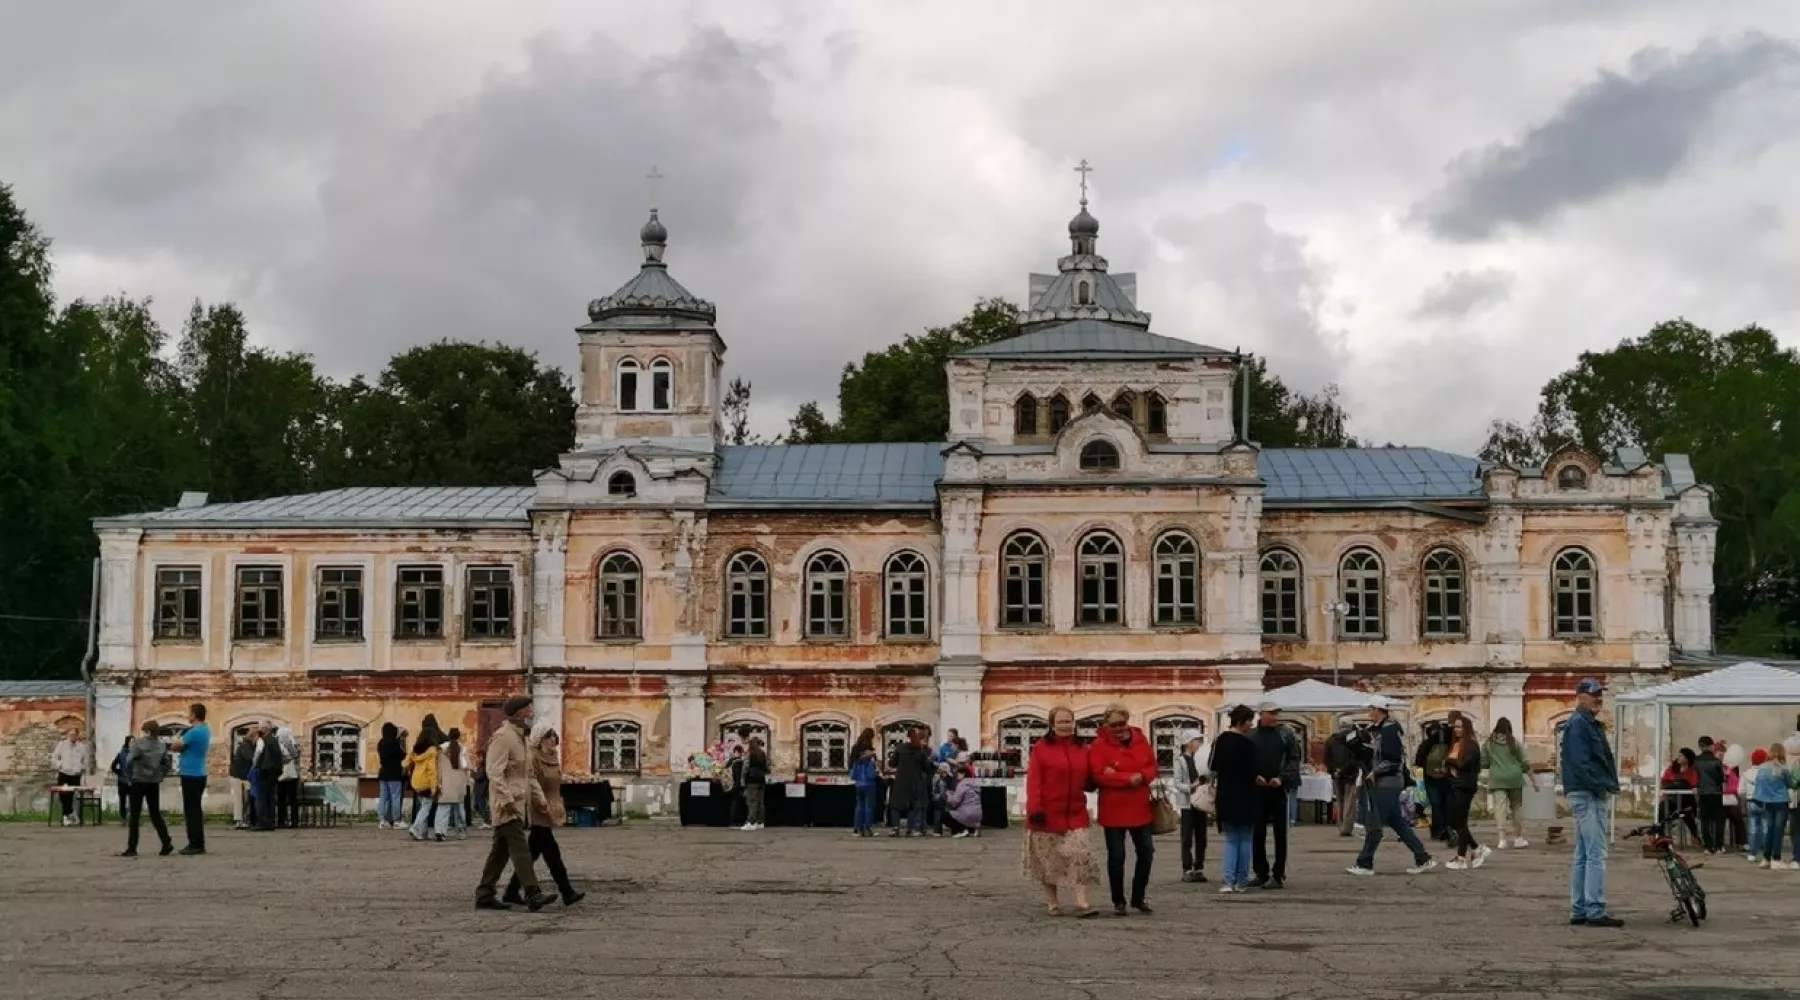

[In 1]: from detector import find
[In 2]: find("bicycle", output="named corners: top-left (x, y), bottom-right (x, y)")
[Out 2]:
top-left (1624, 818), bottom-right (1707, 927)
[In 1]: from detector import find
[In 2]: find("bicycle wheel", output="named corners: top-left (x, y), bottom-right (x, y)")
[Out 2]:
top-left (1680, 895), bottom-right (1700, 927)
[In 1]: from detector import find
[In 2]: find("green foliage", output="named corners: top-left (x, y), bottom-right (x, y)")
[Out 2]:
top-left (1237, 355), bottom-right (1358, 448)
top-left (722, 377), bottom-right (753, 445)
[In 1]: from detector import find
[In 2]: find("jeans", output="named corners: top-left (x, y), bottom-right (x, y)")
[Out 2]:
top-left (378, 780), bottom-right (404, 824)
top-left (472, 775), bottom-right (490, 824)
top-left (277, 778), bottom-right (300, 828)
top-left (409, 795), bottom-right (437, 838)
top-left (1253, 786), bottom-right (1289, 881)
top-left (1567, 790), bottom-right (1610, 921)
top-left (435, 801), bottom-right (466, 838)
top-left (1790, 804), bottom-right (1800, 861)
top-left (893, 806), bottom-right (925, 833)
top-left (253, 772), bottom-right (277, 830)
top-left (853, 784), bottom-right (878, 832)
top-left (1102, 824), bottom-right (1155, 905)
top-left (1287, 785), bottom-right (1299, 827)
top-left (1758, 802), bottom-right (1788, 861)
top-left (1221, 822), bottom-right (1254, 888)
top-left (1355, 778), bottom-right (1430, 869)
top-left (475, 820), bottom-right (539, 902)
top-left (1425, 778), bottom-right (1449, 839)
top-left (125, 781), bottom-right (172, 853)
top-left (1179, 807), bottom-right (1208, 872)
top-left (1747, 801), bottom-right (1764, 858)
top-left (179, 775), bottom-right (207, 849)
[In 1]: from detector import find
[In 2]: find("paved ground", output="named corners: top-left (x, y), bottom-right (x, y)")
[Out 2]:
top-left (4, 818), bottom-right (1800, 999)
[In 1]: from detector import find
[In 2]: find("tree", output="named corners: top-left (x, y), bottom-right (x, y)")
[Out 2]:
top-left (784, 401), bottom-right (834, 444)
top-left (722, 377), bottom-right (753, 445)
top-left (1234, 355), bottom-right (1358, 447)
top-left (1476, 419), bottom-right (1546, 466)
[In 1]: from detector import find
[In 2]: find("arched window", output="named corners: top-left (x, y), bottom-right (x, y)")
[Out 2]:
top-left (590, 720), bottom-right (642, 774)
top-left (1421, 549), bottom-right (1466, 637)
top-left (1260, 549), bottom-right (1303, 637)
top-left (1000, 532), bottom-right (1047, 628)
top-left (607, 471), bottom-right (636, 497)
top-left (800, 720), bottom-right (852, 773)
top-left (312, 723), bottom-right (363, 775)
top-left (1556, 465), bottom-right (1588, 491)
top-left (805, 550), bottom-right (849, 639)
top-left (1076, 279), bottom-right (1093, 305)
top-left (998, 714), bottom-right (1050, 769)
top-left (884, 551), bottom-right (930, 638)
top-left (1111, 391), bottom-right (1135, 422)
top-left (616, 358), bottom-right (641, 411)
top-left (1079, 439), bottom-right (1120, 471)
top-left (1048, 393), bottom-right (1070, 433)
top-left (1081, 392), bottom-right (1103, 414)
top-left (649, 358), bottom-right (674, 411)
top-left (597, 552), bottom-right (642, 639)
top-left (1146, 393), bottom-right (1168, 436)
top-left (1339, 548), bottom-right (1385, 638)
top-left (1153, 531), bottom-right (1199, 626)
top-left (720, 721), bottom-right (770, 755)
top-left (1553, 548), bottom-right (1598, 637)
top-left (1014, 394), bottom-right (1039, 436)
top-left (1077, 532), bottom-right (1123, 626)
top-left (881, 720), bottom-right (928, 763)
top-left (725, 552), bottom-right (769, 638)
top-left (1075, 714), bottom-right (1105, 745)
top-left (1150, 715), bottom-right (1205, 773)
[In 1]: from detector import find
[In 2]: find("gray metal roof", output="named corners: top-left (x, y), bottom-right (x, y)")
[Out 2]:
top-left (1259, 448), bottom-right (1483, 502)
top-left (960, 319), bottom-right (1228, 360)
top-left (583, 262), bottom-right (716, 326)
top-left (98, 486), bottom-right (535, 528)
top-left (0, 680), bottom-right (87, 698)
top-left (1023, 265), bottom-right (1153, 328)
top-left (713, 444), bottom-right (941, 506)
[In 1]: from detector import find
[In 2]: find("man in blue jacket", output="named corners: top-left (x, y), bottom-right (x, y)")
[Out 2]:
top-left (1561, 678), bottom-right (1622, 928)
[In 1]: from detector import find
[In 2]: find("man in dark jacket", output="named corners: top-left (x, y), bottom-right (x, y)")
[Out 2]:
top-left (1347, 697), bottom-right (1434, 876)
top-left (888, 728), bottom-right (932, 837)
top-left (1325, 722), bottom-right (1361, 837)
top-left (1693, 736), bottom-right (1727, 854)
top-left (229, 730), bottom-right (256, 830)
top-left (1249, 703), bottom-right (1299, 889)
top-left (1562, 678), bottom-right (1622, 928)
top-left (253, 726), bottom-right (283, 831)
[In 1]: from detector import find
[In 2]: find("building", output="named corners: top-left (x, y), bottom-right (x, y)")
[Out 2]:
top-left (31, 194), bottom-right (1717, 808)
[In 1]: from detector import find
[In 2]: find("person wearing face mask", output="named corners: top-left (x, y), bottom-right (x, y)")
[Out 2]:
top-left (474, 696), bottom-right (552, 911)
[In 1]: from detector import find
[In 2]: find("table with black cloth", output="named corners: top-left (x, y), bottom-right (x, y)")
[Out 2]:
top-left (560, 780), bottom-right (615, 825)
top-left (678, 778), bottom-right (733, 827)
top-left (763, 781), bottom-right (859, 827)
top-left (978, 785), bottom-right (1009, 829)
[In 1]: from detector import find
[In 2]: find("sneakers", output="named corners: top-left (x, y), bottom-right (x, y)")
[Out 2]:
top-left (1405, 858), bottom-right (1438, 875)
top-left (1472, 845), bottom-right (1493, 869)
top-left (62, 815), bottom-right (76, 827)
top-left (1345, 866), bottom-right (1375, 877)
top-left (179, 845), bottom-right (204, 856)
top-left (1787, 861), bottom-right (1799, 871)
top-left (1445, 857), bottom-right (1469, 871)
top-left (378, 821), bottom-right (391, 830)
top-left (951, 830), bottom-right (969, 839)
top-left (1216, 884), bottom-right (1241, 894)
top-left (1582, 915), bottom-right (1625, 928)
top-left (1511, 837), bottom-right (1529, 848)
top-left (1759, 859), bottom-right (1772, 869)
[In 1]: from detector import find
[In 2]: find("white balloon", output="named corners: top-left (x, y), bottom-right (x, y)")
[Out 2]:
top-left (1783, 733), bottom-right (1800, 758)
top-left (1723, 744), bottom-right (1746, 768)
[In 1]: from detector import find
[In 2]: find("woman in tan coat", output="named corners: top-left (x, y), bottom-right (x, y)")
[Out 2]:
top-left (504, 725), bottom-right (585, 906)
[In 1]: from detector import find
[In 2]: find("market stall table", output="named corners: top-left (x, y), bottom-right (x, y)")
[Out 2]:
top-left (45, 786), bottom-right (102, 827)
top-left (560, 780), bottom-right (616, 826)
top-left (678, 779), bottom-right (733, 827)
top-left (1297, 773), bottom-right (1334, 824)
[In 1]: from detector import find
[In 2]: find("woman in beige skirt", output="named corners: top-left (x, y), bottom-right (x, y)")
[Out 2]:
top-left (1022, 706), bottom-right (1099, 917)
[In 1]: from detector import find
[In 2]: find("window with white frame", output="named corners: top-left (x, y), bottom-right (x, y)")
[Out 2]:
top-left (997, 715), bottom-right (1049, 768)
top-left (1001, 532), bottom-right (1047, 628)
top-left (235, 566), bottom-right (284, 641)
top-left (1553, 548), bottom-right (1598, 637)
top-left (649, 358), bottom-right (673, 411)
top-left (312, 723), bottom-right (363, 775)
top-left (315, 566), bottom-right (364, 640)
top-left (465, 566), bottom-right (514, 639)
top-left (881, 720), bottom-right (928, 763)
top-left (617, 358), bottom-right (640, 411)
top-left (1150, 715), bottom-right (1205, 773)
top-left (155, 566), bottom-right (203, 640)
top-left (1154, 532), bottom-right (1199, 626)
top-left (1260, 549), bottom-right (1302, 637)
top-left (394, 565), bottom-right (445, 639)
top-left (1421, 549), bottom-right (1466, 637)
top-left (720, 721), bottom-right (771, 754)
top-left (1075, 714), bottom-right (1104, 745)
top-left (1339, 549), bottom-right (1385, 637)
top-left (800, 720), bottom-right (851, 773)
top-left (804, 550), bottom-right (849, 639)
top-left (590, 720), bottom-right (642, 774)
top-left (884, 551), bottom-right (930, 638)
top-left (1077, 532), bottom-right (1123, 626)
top-left (725, 552), bottom-right (769, 638)
top-left (597, 553), bottom-right (641, 639)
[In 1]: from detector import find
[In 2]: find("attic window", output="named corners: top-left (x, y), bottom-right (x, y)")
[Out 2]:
top-left (1556, 465), bottom-right (1588, 491)
top-left (1048, 394), bottom-right (1070, 433)
top-left (1146, 393), bottom-right (1167, 435)
top-left (1111, 392), bottom-right (1135, 422)
top-left (1076, 280), bottom-right (1092, 306)
top-left (1015, 394), bottom-right (1038, 436)
top-left (1081, 392), bottom-right (1102, 414)
top-left (607, 472), bottom-right (637, 497)
top-left (650, 358), bottom-right (673, 411)
top-left (617, 359), bottom-right (640, 411)
top-left (1079, 440), bottom-right (1121, 471)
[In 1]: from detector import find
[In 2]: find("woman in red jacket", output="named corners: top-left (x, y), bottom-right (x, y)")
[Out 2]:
top-left (1090, 703), bottom-right (1159, 916)
top-left (1023, 706), bottom-right (1099, 918)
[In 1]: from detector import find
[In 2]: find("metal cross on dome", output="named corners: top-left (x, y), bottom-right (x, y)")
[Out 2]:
top-left (1074, 158), bottom-right (1093, 205)
top-left (646, 165), bottom-right (664, 209)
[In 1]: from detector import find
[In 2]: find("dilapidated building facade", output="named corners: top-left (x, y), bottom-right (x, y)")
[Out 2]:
top-left (65, 198), bottom-right (1717, 803)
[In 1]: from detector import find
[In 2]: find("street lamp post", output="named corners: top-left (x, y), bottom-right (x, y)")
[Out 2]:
top-left (1322, 600), bottom-right (1349, 687)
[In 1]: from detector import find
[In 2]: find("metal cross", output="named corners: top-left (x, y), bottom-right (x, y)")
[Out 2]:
top-left (1074, 158), bottom-right (1093, 204)
top-left (646, 165), bottom-right (664, 209)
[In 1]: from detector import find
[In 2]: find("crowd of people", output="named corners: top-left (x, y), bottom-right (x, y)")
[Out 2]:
top-left (1659, 731), bottom-right (1800, 869)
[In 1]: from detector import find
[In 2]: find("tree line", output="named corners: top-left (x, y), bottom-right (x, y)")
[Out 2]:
top-left (1, 183), bottom-right (1792, 678)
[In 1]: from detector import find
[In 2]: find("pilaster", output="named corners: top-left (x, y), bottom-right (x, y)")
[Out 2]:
top-left (530, 673), bottom-right (566, 748)
top-left (939, 488), bottom-right (983, 658)
top-left (935, 658), bottom-right (986, 742)
top-left (96, 528), bottom-right (140, 674)
top-left (92, 680), bottom-right (134, 779)
top-left (665, 674), bottom-right (708, 770)
top-left (1487, 673), bottom-right (1526, 734)
top-left (530, 512), bottom-right (570, 668)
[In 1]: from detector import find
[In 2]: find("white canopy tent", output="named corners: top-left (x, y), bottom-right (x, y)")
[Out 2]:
top-left (1259, 679), bottom-right (1407, 714)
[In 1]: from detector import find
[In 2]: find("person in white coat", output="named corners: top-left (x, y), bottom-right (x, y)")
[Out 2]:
top-left (1170, 729), bottom-right (1209, 883)
top-left (50, 727), bottom-right (90, 826)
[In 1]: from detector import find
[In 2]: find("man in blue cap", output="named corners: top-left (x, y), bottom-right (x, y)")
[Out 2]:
top-left (1562, 678), bottom-right (1622, 927)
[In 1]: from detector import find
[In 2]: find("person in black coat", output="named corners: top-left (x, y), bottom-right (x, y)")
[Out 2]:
top-left (888, 727), bottom-right (934, 837)
top-left (229, 731), bottom-right (256, 830)
top-left (253, 726), bottom-right (283, 831)
top-left (1208, 705), bottom-right (1260, 892)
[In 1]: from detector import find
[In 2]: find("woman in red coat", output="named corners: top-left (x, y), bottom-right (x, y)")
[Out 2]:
top-left (1089, 703), bottom-right (1159, 915)
top-left (1023, 706), bottom-right (1099, 918)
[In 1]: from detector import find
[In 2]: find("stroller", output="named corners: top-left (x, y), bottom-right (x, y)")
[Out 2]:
top-left (1625, 817), bottom-right (1707, 927)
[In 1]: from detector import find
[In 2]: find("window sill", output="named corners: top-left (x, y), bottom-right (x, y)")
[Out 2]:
top-left (1421, 634), bottom-right (1469, 644)
top-left (1073, 624), bottom-right (1130, 632)
top-left (1554, 634), bottom-right (1601, 644)
top-left (232, 637), bottom-right (286, 646)
top-left (720, 635), bottom-right (775, 644)
top-left (997, 625), bottom-right (1052, 634)
top-left (1260, 634), bottom-right (1306, 643)
top-left (591, 636), bottom-right (644, 646)
top-left (392, 636), bottom-right (447, 644)
top-left (311, 636), bottom-right (366, 645)
top-left (462, 636), bottom-right (518, 646)
top-left (151, 637), bottom-right (203, 646)
top-left (1151, 623), bottom-right (1204, 633)
top-left (882, 636), bottom-right (936, 645)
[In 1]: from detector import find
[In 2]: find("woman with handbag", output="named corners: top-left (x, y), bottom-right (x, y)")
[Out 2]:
top-left (1022, 706), bottom-right (1099, 918)
top-left (1089, 703), bottom-right (1159, 916)
top-left (1171, 729), bottom-right (1210, 883)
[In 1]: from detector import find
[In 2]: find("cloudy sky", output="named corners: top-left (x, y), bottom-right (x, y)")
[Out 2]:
top-left (3, 1), bottom-right (1797, 449)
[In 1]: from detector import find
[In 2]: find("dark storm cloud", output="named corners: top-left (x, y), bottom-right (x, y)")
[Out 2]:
top-left (1411, 268), bottom-right (1515, 320)
top-left (1414, 33), bottom-right (1800, 242)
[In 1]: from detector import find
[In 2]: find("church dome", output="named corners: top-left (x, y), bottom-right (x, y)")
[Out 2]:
top-left (1068, 206), bottom-right (1099, 237)
top-left (640, 208), bottom-right (668, 245)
